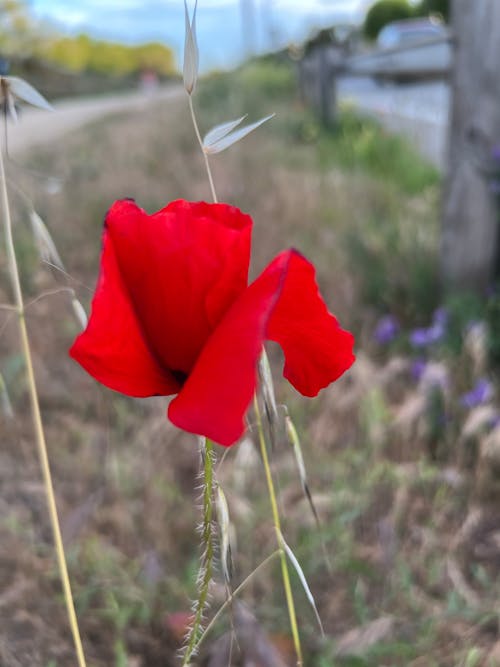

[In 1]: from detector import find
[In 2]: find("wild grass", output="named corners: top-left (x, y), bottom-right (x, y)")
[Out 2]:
top-left (2, 56), bottom-right (499, 666)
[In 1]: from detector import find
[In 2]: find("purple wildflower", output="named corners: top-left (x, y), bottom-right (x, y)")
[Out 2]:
top-left (409, 308), bottom-right (447, 348)
top-left (492, 144), bottom-right (500, 163)
top-left (374, 314), bottom-right (400, 345)
top-left (410, 327), bottom-right (432, 347)
top-left (460, 378), bottom-right (494, 409)
top-left (411, 358), bottom-right (427, 381)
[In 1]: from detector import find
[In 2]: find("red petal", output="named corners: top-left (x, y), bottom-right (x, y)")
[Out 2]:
top-left (70, 227), bottom-right (179, 397)
top-left (107, 199), bottom-right (252, 374)
top-left (168, 250), bottom-right (355, 446)
top-left (266, 250), bottom-right (355, 396)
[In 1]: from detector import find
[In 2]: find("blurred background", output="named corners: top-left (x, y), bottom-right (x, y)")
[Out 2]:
top-left (2, 1), bottom-right (500, 666)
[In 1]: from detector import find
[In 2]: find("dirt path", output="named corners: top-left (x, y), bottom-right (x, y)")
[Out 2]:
top-left (8, 85), bottom-right (183, 155)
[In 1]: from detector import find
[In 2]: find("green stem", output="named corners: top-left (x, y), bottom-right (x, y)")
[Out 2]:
top-left (0, 148), bottom-right (87, 667)
top-left (182, 437), bottom-right (215, 666)
top-left (188, 95), bottom-right (218, 203)
top-left (253, 395), bottom-right (303, 667)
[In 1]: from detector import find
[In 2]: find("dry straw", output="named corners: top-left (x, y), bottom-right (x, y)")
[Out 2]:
top-left (0, 78), bottom-right (87, 667)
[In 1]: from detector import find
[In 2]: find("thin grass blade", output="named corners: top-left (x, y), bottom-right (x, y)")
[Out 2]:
top-left (285, 415), bottom-right (331, 571)
top-left (203, 116), bottom-right (247, 150)
top-left (29, 209), bottom-right (64, 270)
top-left (278, 529), bottom-right (324, 637)
top-left (196, 550), bottom-right (280, 649)
top-left (0, 371), bottom-right (14, 418)
top-left (7, 76), bottom-right (53, 111)
top-left (204, 114), bottom-right (275, 154)
top-left (183, 0), bottom-right (199, 95)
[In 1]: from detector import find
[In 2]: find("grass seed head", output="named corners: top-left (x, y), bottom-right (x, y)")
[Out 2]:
top-left (203, 114), bottom-right (275, 155)
top-left (278, 529), bottom-right (324, 637)
top-left (71, 297), bottom-right (88, 330)
top-left (183, 0), bottom-right (199, 95)
top-left (215, 483), bottom-right (233, 585)
top-left (259, 350), bottom-right (278, 423)
top-left (29, 209), bottom-right (64, 271)
top-left (1, 75), bottom-right (53, 114)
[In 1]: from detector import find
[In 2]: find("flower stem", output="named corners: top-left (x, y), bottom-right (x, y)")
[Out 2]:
top-left (0, 147), bottom-right (87, 667)
top-left (253, 395), bottom-right (303, 666)
top-left (188, 94), bottom-right (218, 203)
top-left (182, 437), bottom-right (215, 666)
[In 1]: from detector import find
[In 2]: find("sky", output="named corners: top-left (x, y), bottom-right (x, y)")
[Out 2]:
top-left (29, 0), bottom-right (373, 71)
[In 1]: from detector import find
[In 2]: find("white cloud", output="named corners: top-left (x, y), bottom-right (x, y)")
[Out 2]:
top-left (47, 7), bottom-right (88, 26)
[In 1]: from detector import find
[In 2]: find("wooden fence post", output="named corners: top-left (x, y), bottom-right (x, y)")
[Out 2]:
top-left (441, 0), bottom-right (500, 292)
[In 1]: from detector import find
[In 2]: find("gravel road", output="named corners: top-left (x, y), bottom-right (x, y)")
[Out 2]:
top-left (7, 85), bottom-right (182, 156)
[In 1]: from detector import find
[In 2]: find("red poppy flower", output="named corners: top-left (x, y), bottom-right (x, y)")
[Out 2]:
top-left (70, 199), bottom-right (355, 446)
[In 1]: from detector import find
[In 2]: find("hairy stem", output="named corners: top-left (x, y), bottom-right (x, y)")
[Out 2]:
top-left (0, 148), bottom-right (87, 667)
top-left (188, 95), bottom-right (218, 203)
top-left (182, 437), bottom-right (215, 666)
top-left (253, 395), bottom-right (303, 666)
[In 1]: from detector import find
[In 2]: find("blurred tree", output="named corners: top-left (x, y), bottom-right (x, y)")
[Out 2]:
top-left (42, 35), bottom-right (175, 77)
top-left (0, 0), bottom-right (47, 56)
top-left (363, 0), bottom-right (414, 40)
top-left (86, 40), bottom-right (135, 75)
top-left (441, 0), bottom-right (500, 291)
top-left (133, 43), bottom-right (175, 76)
top-left (41, 35), bottom-right (92, 71)
top-left (415, 0), bottom-right (450, 21)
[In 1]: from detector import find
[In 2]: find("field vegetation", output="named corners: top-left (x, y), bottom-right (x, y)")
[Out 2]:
top-left (1, 57), bottom-right (500, 666)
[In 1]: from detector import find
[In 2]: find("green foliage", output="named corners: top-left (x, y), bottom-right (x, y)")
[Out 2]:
top-left (285, 109), bottom-right (440, 321)
top-left (487, 290), bottom-right (500, 367)
top-left (443, 288), bottom-right (500, 366)
top-left (133, 42), bottom-right (176, 74)
top-left (344, 204), bottom-right (439, 321)
top-left (0, 0), bottom-right (47, 55)
top-left (295, 110), bottom-right (439, 195)
top-left (414, 0), bottom-right (450, 22)
top-left (41, 34), bottom-right (175, 76)
top-left (363, 0), bottom-right (414, 40)
top-left (238, 60), bottom-right (295, 100)
top-left (363, 0), bottom-right (450, 41)
top-left (198, 59), bottom-right (294, 119)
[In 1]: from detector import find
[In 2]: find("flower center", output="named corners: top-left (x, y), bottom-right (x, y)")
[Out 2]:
top-left (171, 369), bottom-right (189, 386)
